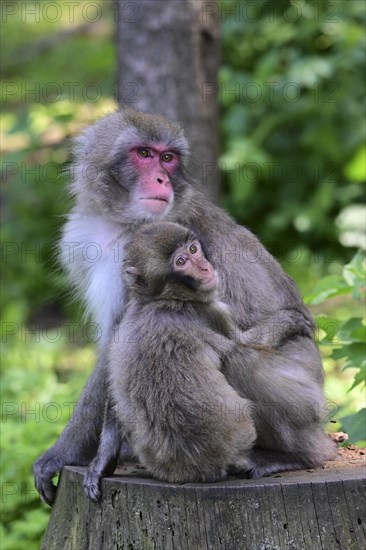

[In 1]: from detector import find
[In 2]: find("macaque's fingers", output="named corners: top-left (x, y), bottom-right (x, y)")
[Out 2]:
top-left (83, 469), bottom-right (102, 503)
top-left (37, 478), bottom-right (57, 507)
top-left (238, 309), bottom-right (314, 348)
top-left (249, 461), bottom-right (306, 479)
top-left (288, 310), bottom-right (314, 338)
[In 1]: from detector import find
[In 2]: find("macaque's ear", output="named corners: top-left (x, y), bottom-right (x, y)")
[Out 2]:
top-left (125, 265), bottom-right (147, 291)
top-left (125, 266), bottom-right (139, 275)
top-left (125, 266), bottom-right (139, 280)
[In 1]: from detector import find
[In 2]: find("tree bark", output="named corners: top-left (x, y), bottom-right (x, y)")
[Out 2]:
top-left (116, 0), bottom-right (221, 201)
top-left (42, 465), bottom-right (366, 550)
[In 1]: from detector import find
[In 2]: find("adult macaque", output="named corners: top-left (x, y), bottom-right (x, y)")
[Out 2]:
top-left (33, 108), bottom-right (335, 505)
top-left (84, 222), bottom-right (256, 502)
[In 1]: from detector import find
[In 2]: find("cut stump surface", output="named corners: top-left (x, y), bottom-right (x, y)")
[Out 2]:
top-left (42, 453), bottom-right (365, 550)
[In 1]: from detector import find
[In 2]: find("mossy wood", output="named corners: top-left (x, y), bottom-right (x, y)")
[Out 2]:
top-left (42, 464), bottom-right (365, 550)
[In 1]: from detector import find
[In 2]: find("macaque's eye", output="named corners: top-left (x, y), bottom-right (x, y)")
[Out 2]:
top-left (138, 148), bottom-right (151, 158)
top-left (189, 244), bottom-right (197, 254)
top-left (175, 256), bottom-right (186, 267)
top-left (161, 153), bottom-right (173, 163)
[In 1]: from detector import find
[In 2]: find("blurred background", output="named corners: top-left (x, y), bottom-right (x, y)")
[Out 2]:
top-left (1, 1), bottom-right (365, 547)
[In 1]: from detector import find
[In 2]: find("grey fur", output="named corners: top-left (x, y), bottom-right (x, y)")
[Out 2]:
top-left (33, 108), bottom-right (336, 506)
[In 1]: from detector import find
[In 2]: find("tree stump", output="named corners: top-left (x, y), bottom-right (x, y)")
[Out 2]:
top-left (42, 463), bottom-right (365, 550)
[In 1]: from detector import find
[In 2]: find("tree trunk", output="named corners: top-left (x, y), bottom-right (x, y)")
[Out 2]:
top-left (42, 465), bottom-right (365, 550)
top-left (116, 0), bottom-right (221, 201)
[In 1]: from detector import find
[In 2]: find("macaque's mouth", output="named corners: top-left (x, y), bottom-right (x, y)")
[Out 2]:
top-left (200, 273), bottom-right (217, 289)
top-left (140, 197), bottom-right (170, 214)
top-left (140, 197), bottom-right (169, 214)
top-left (140, 197), bottom-right (169, 203)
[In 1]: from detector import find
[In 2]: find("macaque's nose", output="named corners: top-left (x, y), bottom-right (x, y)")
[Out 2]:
top-left (156, 173), bottom-right (169, 185)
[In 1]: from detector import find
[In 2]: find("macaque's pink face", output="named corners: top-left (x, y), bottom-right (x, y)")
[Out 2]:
top-left (172, 239), bottom-right (217, 291)
top-left (130, 145), bottom-right (179, 215)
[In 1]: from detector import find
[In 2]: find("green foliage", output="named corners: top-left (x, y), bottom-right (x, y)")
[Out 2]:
top-left (220, 0), bottom-right (365, 259)
top-left (341, 409), bottom-right (366, 446)
top-left (1, 1), bottom-right (116, 323)
top-left (1, 3), bottom-right (114, 546)
top-left (1, 101), bottom-right (115, 324)
top-left (305, 250), bottom-right (365, 304)
top-left (1, 332), bottom-right (94, 549)
top-left (305, 251), bottom-right (366, 444)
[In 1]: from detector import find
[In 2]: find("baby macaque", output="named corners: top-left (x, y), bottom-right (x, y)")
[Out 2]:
top-left (83, 222), bottom-right (256, 501)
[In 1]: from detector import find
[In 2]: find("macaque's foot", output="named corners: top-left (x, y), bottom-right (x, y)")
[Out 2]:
top-left (33, 452), bottom-right (62, 506)
top-left (83, 469), bottom-right (102, 503)
top-left (248, 460), bottom-right (307, 479)
top-left (248, 466), bottom-right (266, 479)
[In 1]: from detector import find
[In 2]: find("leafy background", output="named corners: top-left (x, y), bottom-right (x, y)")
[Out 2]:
top-left (1, 1), bottom-right (365, 548)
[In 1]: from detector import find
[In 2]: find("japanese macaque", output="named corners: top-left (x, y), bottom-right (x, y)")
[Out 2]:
top-left (33, 108), bottom-right (336, 505)
top-left (84, 222), bottom-right (257, 502)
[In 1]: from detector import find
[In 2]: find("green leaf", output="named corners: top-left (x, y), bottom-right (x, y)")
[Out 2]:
top-left (343, 250), bottom-right (366, 292)
top-left (341, 409), bottom-right (366, 445)
top-left (338, 318), bottom-right (366, 344)
top-left (348, 365), bottom-right (366, 391)
top-left (315, 317), bottom-right (341, 345)
top-left (332, 342), bottom-right (366, 369)
top-left (344, 145), bottom-right (366, 182)
top-left (304, 276), bottom-right (351, 305)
